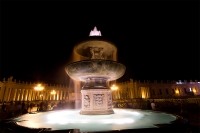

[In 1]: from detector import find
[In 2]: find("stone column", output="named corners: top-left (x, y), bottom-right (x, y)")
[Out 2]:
top-left (43, 91), bottom-right (46, 100)
top-left (7, 88), bottom-right (12, 101)
top-left (29, 90), bottom-right (33, 101)
top-left (9, 88), bottom-right (13, 101)
top-left (22, 89), bottom-right (26, 101)
top-left (19, 89), bottom-right (23, 101)
top-left (12, 89), bottom-right (17, 101)
top-left (63, 91), bottom-right (65, 100)
top-left (26, 89), bottom-right (30, 101)
top-left (59, 90), bottom-right (62, 100)
top-left (23, 89), bottom-right (28, 101)
top-left (45, 91), bottom-right (47, 100)
top-left (16, 89), bottom-right (20, 101)
top-left (2, 87), bottom-right (7, 102)
top-left (15, 89), bottom-right (19, 101)
top-left (32, 91), bottom-right (36, 101)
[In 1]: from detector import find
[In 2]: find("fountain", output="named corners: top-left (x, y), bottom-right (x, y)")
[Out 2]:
top-left (10, 27), bottom-right (181, 132)
top-left (65, 26), bottom-right (126, 114)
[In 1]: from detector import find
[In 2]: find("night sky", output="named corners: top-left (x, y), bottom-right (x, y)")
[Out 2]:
top-left (0, 1), bottom-right (199, 85)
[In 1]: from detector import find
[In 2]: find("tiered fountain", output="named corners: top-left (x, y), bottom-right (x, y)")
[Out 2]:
top-left (11, 27), bottom-right (179, 132)
top-left (65, 26), bottom-right (126, 115)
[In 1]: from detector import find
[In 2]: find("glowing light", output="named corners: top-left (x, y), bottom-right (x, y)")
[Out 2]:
top-left (51, 90), bottom-right (56, 95)
top-left (14, 109), bottom-right (176, 132)
top-left (111, 84), bottom-right (118, 90)
top-left (193, 89), bottom-right (197, 93)
top-left (175, 90), bottom-right (179, 94)
top-left (34, 84), bottom-right (44, 91)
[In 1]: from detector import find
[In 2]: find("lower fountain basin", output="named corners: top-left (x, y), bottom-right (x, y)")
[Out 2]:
top-left (13, 109), bottom-right (176, 132)
top-left (65, 60), bottom-right (126, 81)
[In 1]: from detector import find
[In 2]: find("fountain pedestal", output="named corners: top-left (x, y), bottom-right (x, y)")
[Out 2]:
top-left (80, 89), bottom-right (114, 115)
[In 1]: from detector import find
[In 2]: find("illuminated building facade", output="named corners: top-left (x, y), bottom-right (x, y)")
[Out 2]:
top-left (114, 79), bottom-right (200, 99)
top-left (0, 76), bottom-right (199, 102)
top-left (0, 76), bottom-right (74, 102)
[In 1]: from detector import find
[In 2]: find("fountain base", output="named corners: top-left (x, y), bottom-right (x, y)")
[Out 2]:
top-left (80, 89), bottom-right (114, 115)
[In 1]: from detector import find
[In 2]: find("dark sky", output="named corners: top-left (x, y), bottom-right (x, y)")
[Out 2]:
top-left (0, 1), bottom-right (199, 85)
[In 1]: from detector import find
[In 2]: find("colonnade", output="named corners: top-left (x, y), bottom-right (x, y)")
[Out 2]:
top-left (115, 79), bottom-right (200, 99)
top-left (0, 77), bottom-right (73, 102)
top-left (0, 86), bottom-right (71, 102)
top-left (0, 77), bottom-right (200, 102)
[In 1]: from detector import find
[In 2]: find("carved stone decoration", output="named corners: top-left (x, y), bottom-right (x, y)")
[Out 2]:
top-left (93, 94), bottom-right (104, 108)
top-left (107, 93), bottom-right (112, 109)
top-left (90, 47), bottom-right (104, 59)
top-left (83, 94), bottom-right (90, 109)
top-left (80, 89), bottom-right (114, 115)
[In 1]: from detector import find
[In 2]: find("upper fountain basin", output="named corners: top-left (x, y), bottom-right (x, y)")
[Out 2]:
top-left (74, 36), bottom-right (117, 60)
top-left (65, 60), bottom-right (126, 81)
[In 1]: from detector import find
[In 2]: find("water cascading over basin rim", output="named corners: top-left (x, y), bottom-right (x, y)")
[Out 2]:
top-left (65, 59), bottom-right (126, 81)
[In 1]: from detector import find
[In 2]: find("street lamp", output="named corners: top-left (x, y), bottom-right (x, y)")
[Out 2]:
top-left (175, 89), bottom-right (179, 94)
top-left (193, 88), bottom-right (197, 93)
top-left (50, 90), bottom-right (56, 95)
top-left (34, 84), bottom-right (44, 91)
top-left (34, 84), bottom-right (44, 101)
top-left (111, 84), bottom-right (118, 91)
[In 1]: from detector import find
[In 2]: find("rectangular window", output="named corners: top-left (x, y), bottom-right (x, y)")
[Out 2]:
top-left (153, 89), bottom-right (155, 95)
top-left (159, 89), bottom-right (162, 95)
top-left (166, 89), bottom-right (168, 94)
top-left (172, 89), bottom-right (175, 94)
top-left (184, 88), bottom-right (187, 93)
